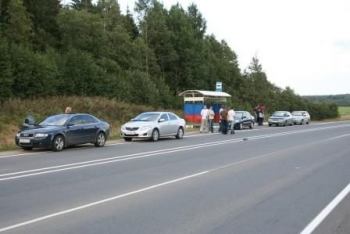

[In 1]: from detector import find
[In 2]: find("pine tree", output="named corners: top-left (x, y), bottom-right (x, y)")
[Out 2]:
top-left (5, 0), bottom-right (32, 45)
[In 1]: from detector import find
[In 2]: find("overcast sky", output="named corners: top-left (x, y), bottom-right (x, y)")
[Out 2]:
top-left (115, 0), bottom-right (350, 95)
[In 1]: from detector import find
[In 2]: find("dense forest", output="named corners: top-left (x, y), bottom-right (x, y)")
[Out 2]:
top-left (0, 0), bottom-right (338, 119)
top-left (304, 94), bottom-right (350, 106)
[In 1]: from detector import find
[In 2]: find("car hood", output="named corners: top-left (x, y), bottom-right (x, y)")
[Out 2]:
top-left (292, 116), bottom-right (303, 119)
top-left (269, 117), bottom-right (286, 120)
top-left (20, 125), bottom-right (64, 134)
top-left (124, 121), bottom-right (156, 128)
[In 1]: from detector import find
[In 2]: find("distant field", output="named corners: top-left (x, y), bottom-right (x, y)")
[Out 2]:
top-left (338, 106), bottom-right (350, 116)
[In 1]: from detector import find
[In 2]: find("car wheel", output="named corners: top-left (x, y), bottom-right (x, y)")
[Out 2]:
top-left (22, 147), bottom-right (32, 151)
top-left (249, 123), bottom-right (253, 129)
top-left (151, 129), bottom-right (159, 142)
top-left (268, 123), bottom-right (272, 127)
top-left (176, 127), bottom-right (184, 139)
top-left (124, 137), bottom-right (132, 142)
top-left (52, 135), bottom-right (65, 152)
top-left (95, 132), bottom-right (106, 147)
top-left (300, 120), bottom-right (304, 125)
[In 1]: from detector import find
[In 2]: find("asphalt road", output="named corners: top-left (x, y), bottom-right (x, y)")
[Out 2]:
top-left (0, 121), bottom-right (350, 234)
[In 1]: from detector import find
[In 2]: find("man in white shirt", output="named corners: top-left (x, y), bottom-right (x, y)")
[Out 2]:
top-left (227, 107), bottom-right (236, 134)
top-left (200, 105), bottom-right (209, 133)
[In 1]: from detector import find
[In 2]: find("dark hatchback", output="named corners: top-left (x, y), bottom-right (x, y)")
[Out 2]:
top-left (15, 114), bottom-right (110, 152)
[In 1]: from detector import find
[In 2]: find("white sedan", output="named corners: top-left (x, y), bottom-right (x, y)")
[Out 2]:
top-left (121, 112), bottom-right (186, 141)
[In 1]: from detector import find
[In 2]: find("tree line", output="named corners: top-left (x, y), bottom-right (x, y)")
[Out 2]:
top-left (304, 94), bottom-right (350, 106)
top-left (0, 0), bottom-right (338, 119)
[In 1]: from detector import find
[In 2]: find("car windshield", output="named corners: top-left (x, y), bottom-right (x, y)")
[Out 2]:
top-left (39, 114), bottom-right (71, 126)
top-left (272, 112), bottom-right (287, 117)
top-left (132, 113), bottom-right (160, 122)
top-left (292, 111), bottom-right (303, 116)
top-left (235, 112), bottom-right (243, 119)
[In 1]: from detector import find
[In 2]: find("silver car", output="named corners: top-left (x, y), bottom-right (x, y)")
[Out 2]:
top-left (121, 112), bottom-right (186, 141)
top-left (292, 111), bottom-right (310, 125)
top-left (268, 111), bottom-right (294, 127)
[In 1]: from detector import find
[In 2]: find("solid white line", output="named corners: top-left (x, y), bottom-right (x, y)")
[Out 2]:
top-left (300, 183), bottom-right (350, 234)
top-left (0, 171), bottom-right (209, 233)
top-left (1, 124), bottom-right (350, 181)
top-left (0, 153), bottom-right (35, 159)
top-left (0, 139), bottom-right (241, 181)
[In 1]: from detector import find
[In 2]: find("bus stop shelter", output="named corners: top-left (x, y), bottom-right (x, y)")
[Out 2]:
top-left (178, 90), bottom-right (231, 124)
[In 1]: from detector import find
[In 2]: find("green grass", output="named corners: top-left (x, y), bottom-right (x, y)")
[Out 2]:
top-left (338, 106), bottom-right (350, 116)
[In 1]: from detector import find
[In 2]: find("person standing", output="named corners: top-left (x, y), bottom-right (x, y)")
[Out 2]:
top-left (208, 106), bottom-right (215, 133)
top-left (219, 105), bottom-right (224, 132)
top-left (65, 106), bottom-right (72, 114)
top-left (227, 107), bottom-right (236, 134)
top-left (200, 105), bottom-right (209, 133)
top-left (220, 107), bottom-right (228, 134)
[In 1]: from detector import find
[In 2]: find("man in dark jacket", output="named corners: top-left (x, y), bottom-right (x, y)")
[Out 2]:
top-left (221, 108), bottom-right (228, 134)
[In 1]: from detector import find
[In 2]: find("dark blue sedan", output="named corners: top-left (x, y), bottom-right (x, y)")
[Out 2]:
top-left (15, 114), bottom-right (110, 152)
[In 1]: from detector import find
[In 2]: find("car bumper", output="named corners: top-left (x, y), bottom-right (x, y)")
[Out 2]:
top-left (15, 136), bottom-right (52, 149)
top-left (269, 120), bottom-right (285, 125)
top-left (120, 129), bottom-right (153, 138)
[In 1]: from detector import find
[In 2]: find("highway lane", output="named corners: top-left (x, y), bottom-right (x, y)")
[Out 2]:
top-left (0, 121), bottom-right (349, 233)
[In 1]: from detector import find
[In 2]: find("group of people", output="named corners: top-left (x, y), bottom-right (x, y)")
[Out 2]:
top-left (200, 105), bottom-right (236, 134)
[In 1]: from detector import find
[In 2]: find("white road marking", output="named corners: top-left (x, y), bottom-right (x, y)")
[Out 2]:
top-left (0, 153), bottom-right (36, 159)
top-left (0, 124), bottom-right (350, 182)
top-left (0, 121), bottom-right (348, 159)
top-left (0, 171), bottom-right (209, 233)
top-left (300, 183), bottom-right (350, 234)
top-left (0, 130), bottom-right (350, 232)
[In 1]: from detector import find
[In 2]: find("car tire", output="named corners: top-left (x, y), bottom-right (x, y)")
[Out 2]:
top-left (124, 137), bottom-right (132, 142)
top-left (151, 129), bottom-right (159, 142)
top-left (22, 147), bottom-right (32, 151)
top-left (268, 123), bottom-right (272, 127)
top-left (249, 123), bottom-right (253, 129)
top-left (95, 132), bottom-right (106, 147)
top-left (176, 127), bottom-right (184, 139)
top-left (52, 135), bottom-right (65, 152)
top-left (300, 120), bottom-right (304, 125)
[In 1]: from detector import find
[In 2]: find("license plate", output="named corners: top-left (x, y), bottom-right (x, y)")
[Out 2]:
top-left (19, 138), bottom-right (31, 143)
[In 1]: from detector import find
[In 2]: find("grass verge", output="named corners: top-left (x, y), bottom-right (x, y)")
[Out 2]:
top-left (0, 96), bottom-right (181, 151)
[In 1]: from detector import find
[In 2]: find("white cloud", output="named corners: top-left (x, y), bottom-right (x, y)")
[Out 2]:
top-left (97, 0), bottom-right (350, 94)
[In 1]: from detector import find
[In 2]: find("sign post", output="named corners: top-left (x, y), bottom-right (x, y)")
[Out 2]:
top-left (216, 81), bottom-right (222, 92)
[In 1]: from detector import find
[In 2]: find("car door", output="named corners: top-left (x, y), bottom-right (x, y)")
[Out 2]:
top-left (65, 115), bottom-right (86, 145)
top-left (168, 113), bottom-right (180, 134)
top-left (158, 113), bottom-right (171, 136)
top-left (242, 112), bottom-right (249, 127)
top-left (81, 115), bottom-right (99, 142)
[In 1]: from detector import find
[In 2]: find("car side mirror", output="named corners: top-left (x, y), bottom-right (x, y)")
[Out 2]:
top-left (66, 122), bottom-right (75, 127)
top-left (158, 118), bottom-right (165, 123)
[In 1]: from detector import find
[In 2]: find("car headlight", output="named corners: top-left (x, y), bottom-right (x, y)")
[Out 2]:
top-left (234, 120), bottom-right (240, 123)
top-left (34, 133), bottom-right (48, 138)
top-left (121, 125), bottom-right (126, 131)
top-left (16, 133), bottom-right (20, 138)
